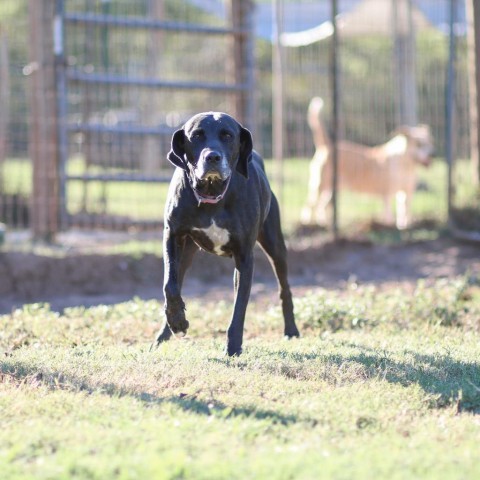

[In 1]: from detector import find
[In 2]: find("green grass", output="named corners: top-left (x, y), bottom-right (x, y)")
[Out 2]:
top-left (1, 158), bottom-right (31, 196)
top-left (1, 276), bottom-right (480, 479)
top-left (266, 157), bottom-right (452, 233)
top-left (63, 156), bottom-right (457, 234)
top-left (3, 155), bottom-right (474, 236)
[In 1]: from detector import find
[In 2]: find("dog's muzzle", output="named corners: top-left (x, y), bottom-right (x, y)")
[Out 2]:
top-left (190, 176), bottom-right (231, 205)
top-left (190, 150), bottom-right (232, 205)
top-left (417, 152), bottom-right (434, 167)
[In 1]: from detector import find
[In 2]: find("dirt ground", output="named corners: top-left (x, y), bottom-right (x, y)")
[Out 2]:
top-left (0, 229), bottom-right (479, 314)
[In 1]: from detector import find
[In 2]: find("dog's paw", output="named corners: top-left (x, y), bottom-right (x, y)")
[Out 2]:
top-left (167, 312), bottom-right (189, 336)
top-left (284, 327), bottom-right (300, 339)
top-left (225, 345), bottom-right (243, 357)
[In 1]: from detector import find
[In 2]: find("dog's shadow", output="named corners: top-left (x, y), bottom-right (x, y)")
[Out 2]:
top-left (2, 341), bottom-right (479, 419)
top-left (0, 356), bottom-right (304, 425)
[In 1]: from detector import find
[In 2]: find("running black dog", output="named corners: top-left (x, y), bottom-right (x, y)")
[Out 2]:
top-left (154, 112), bottom-right (299, 356)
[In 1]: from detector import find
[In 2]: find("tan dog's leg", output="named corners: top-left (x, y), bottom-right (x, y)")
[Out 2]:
top-left (395, 191), bottom-right (409, 229)
top-left (301, 152), bottom-right (326, 225)
top-left (382, 194), bottom-right (394, 225)
top-left (316, 186), bottom-right (332, 225)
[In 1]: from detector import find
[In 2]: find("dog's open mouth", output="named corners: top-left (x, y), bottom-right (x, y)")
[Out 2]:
top-left (191, 176), bottom-right (232, 205)
top-left (417, 155), bottom-right (433, 167)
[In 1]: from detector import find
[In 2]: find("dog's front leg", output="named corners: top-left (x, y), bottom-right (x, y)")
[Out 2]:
top-left (226, 252), bottom-right (254, 356)
top-left (382, 194), bottom-right (395, 225)
top-left (162, 230), bottom-right (189, 337)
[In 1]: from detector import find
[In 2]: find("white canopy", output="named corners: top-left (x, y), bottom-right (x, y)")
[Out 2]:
top-left (281, 0), bottom-right (434, 47)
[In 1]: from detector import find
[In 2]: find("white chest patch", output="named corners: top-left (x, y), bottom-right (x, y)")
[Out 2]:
top-left (385, 135), bottom-right (407, 157)
top-left (193, 221), bottom-right (230, 255)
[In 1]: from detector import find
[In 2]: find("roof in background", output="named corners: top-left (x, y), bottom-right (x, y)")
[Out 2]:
top-left (280, 0), bottom-right (435, 46)
top-left (190, 0), bottom-right (467, 39)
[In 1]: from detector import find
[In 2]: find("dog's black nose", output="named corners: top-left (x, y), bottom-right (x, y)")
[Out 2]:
top-left (205, 151), bottom-right (221, 163)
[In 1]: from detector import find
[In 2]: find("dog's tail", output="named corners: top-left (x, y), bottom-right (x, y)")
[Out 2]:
top-left (308, 97), bottom-right (331, 151)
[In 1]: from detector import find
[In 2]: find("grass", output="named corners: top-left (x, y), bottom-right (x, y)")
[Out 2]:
top-left (2, 155), bottom-right (473, 236)
top-left (1, 276), bottom-right (480, 479)
top-left (1, 154), bottom-right (461, 258)
top-left (249, 156), bottom-right (450, 234)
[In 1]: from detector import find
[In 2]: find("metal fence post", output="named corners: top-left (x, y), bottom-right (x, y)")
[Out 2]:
top-left (330, 0), bottom-right (339, 239)
top-left (446, 0), bottom-right (457, 224)
top-left (28, 0), bottom-right (60, 241)
top-left (467, 0), bottom-right (480, 184)
top-left (272, 0), bottom-right (285, 206)
top-left (0, 29), bottom-right (9, 189)
top-left (392, 0), bottom-right (418, 127)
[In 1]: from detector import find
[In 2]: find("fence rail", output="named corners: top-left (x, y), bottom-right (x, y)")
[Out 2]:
top-left (66, 71), bottom-right (250, 92)
top-left (66, 124), bottom-right (174, 136)
top-left (63, 12), bottom-right (248, 37)
top-left (66, 173), bottom-right (173, 183)
top-left (47, 0), bottom-right (255, 235)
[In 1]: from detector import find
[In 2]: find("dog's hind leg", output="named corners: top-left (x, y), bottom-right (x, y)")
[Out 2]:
top-left (258, 194), bottom-right (300, 339)
top-left (395, 191), bottom-right (409, 229)
top-left (313, 159), bottom-right (332, 226)
top-left (301, 151), bottom-right (327, 225)
top-left (155, 236), bottom-right (198, 345)
top-left (316, 188), bottom-right (332, 226)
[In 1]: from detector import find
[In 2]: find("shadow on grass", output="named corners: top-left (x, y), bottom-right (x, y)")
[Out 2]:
top-left (0, 358), bottom-right (303, 426)
top-left (2, 341), bottom-right (480, 416)
top-left (338, 346), bottom-right (480, 413)
top-left (210, 345), bottom-right (480, 414)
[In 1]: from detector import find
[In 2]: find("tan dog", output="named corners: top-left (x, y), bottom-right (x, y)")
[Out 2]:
top-left (301, 97), bottom-right (434, 229)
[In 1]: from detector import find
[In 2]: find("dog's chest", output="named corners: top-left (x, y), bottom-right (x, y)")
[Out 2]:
top-left (191, 220), bottom-right (231, 256)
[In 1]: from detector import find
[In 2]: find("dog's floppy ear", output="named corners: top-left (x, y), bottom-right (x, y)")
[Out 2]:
top-left (167, 128), bottom-right (187, 170)
top-left (237, 126), bottom-right (253, 178)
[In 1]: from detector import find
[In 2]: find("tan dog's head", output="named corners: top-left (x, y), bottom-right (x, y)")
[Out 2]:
top-left (393, 125), bottom-right (435, 167)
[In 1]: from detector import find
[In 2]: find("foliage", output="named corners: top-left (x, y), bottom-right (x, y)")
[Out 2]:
top-left (287, 275), bottom-right (480, 332)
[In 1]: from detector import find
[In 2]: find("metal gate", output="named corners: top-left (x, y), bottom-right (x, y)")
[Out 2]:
top-left (36, 0), bottom-right (255, 233)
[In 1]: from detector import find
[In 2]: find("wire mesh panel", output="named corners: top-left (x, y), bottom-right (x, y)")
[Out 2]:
top-left (0, 2), bottom-right (30, 230)
top-left (449, 0), bottom-right (480, 240)
top-left (1, 0), bottom-right (478, 240)
top-left (57, 0), bottom-right (254, 230)
top-left (264, 0), bottom-right (474, 235)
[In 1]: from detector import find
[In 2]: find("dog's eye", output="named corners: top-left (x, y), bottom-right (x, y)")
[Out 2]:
top-left (191, 131), bottom-right (204, 140)
top-left (222, 131), bottom-right (233, 141)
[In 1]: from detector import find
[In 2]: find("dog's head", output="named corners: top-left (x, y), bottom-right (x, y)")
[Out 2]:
top-left (394, 124), bottom-right (435, 167)
top-left (167, 112), bottom-right (253, 203)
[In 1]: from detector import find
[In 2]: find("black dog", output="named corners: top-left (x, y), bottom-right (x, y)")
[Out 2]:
top-left (154, 112), bottom-right (299, 356)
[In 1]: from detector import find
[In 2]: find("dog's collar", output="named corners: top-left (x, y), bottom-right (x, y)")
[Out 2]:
top-left (189, 175), bottom-right (232, 206)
